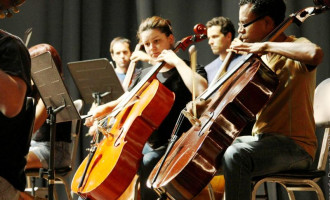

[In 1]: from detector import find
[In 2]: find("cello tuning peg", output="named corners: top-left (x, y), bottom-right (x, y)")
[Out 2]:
top-left (0, 10), bottom-right (5, 19)
top-left (5, 10), bottom-right (13, 17)
top-left (193, 24), bottom-right (207, 35)
top-left (12, 6), bottom-right (19, 13)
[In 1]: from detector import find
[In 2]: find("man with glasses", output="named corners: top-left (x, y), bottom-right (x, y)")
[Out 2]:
top-left (222, 0), bottom-right (323, 199)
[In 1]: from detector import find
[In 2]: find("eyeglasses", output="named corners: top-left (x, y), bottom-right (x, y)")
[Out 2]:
top-left (238, 15), bottom-right (265, 29)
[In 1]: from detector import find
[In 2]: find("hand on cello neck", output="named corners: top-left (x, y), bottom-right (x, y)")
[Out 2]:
top-left (183, 98), bottom-right (211, 126)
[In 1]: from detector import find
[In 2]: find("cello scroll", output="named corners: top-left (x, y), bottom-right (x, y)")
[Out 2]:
top-left (0, 0), bottom-right (25, 18)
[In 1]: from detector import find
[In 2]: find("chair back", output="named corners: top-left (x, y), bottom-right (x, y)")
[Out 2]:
top-left (24, 97), bottom-right (36, 154)
top-left (313, 78), bottom-right (330, 171)
top-left (68, 99), bottom-right (84, 169)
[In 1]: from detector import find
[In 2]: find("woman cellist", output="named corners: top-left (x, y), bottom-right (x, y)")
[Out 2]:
top-left (84, 16), bottom-right (207, 199)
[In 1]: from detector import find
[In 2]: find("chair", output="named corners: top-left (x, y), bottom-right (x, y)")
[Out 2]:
top-left (25, 99), bottom-right (84, 200)
top-left (251, 78), bottom-right (330, 200)
top-left (24, 97), bottom-right (37, 154)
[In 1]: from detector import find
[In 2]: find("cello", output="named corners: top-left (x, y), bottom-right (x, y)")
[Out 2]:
top-left (71, 24), bottom-right (207, 200)
top-left (0, 0), bottom-right (25, 18)
top-left (147, 3), bottom-right (329, 200)
top-left (121, 44), bottom-right (143, 91)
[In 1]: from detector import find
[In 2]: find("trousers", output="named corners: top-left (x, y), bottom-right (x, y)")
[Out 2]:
top-left (222, 133), bottom-right (312, 200)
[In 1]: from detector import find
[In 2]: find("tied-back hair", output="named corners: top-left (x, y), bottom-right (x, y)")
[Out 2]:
top-left (239, 0), bottom-right (286, 26)
top-left (206, 16), bottom-right (236, 41)
top-left (137, 16), bottom-right (173, 41)
top-left (110, 37), bottom-right (131, 54)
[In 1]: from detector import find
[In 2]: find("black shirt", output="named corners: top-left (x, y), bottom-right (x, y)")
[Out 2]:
top-left (132, 61), bottom-right (207, 149)
top-left (0, 30), bottom-right (32, 191)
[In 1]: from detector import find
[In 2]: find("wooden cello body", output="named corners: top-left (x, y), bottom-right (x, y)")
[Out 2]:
top-left (147, 5), bottom-right (329, 199)
top-left (148, 56), bottom-right (279, 199)
top-left (71, 24), bottom-right (208, 199)
top-left (71, 79), bottom-right (175, 200)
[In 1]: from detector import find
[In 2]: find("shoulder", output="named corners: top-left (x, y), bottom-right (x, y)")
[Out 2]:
top-left (0, 30), bottom-right (24, 51)
top-left (287, 35), bottom-right (311, 43)
top-left (0, 30), bottom-right (31, 93)
top-left (205, 57), bottom-right (221, 70)
top-left (0, 30), bottom-right (29, 61)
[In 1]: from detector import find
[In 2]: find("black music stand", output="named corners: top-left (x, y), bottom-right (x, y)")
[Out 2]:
top-left (67, 58), bottom-right (124, 105)
top-left (31, 52), bottom-right (81, 200)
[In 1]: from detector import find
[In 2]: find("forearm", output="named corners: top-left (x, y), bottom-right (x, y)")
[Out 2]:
top-left (264, 42), bottom-right (323, 66)
top-left (0, 70), bottom-right (27, 117)
top-left (33, 99), bottom-right (48, 132)
top-left (174, 59), bottom-right (208, 96)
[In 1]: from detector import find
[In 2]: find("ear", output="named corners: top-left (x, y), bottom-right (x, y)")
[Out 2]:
top-left (225, 32), bottom-right (233, 41)
top-left (168, 34), bottom-right (175, 46)
top-left (264, 16), bottom-right (276, 31)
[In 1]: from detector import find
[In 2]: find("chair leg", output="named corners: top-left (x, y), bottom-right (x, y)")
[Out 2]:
top-left (134, 176), bottom-right (140, 200)
top-left (263, 183), bottom-right (268, 200)
top-left (57, 177), bottom-right (73, 200)
top-left (207, 183), bottom-right (216, 200)
top-left (314, 186), bottom-right (325, 200)
top-left (53, 187), bottom-right (59, 200)
top-left (252, 180), bottom-right (264, 200)
top-left (32, 177), bottom-right (36, 197)
top-left (254, 183), bottom-right (268, 199)
top-left (307, 181), bottom-right (325, 200)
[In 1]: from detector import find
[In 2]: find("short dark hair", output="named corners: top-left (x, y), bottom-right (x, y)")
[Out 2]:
top-left (206, 16), bottom-right (236, 41)
top-left (110, 37), bottom-right (131, 54)
top-left (239, 0), bottom-right (286, 26)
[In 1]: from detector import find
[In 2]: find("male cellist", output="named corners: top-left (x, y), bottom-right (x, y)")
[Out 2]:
top-left (221, 0), bottom-right (324, 199)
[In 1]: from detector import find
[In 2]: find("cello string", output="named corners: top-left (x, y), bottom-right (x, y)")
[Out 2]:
top-left (151, 112), bottom-right (186, 185)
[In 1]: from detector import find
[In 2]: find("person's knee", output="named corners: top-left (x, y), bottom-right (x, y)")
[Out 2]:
top-left (142, 153), bottom-right (154, 168)
top-left (222, 144), bottom-right (246, 168)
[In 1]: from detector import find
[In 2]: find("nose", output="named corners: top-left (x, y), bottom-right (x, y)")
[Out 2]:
top-left (120, 52), bottom-right (126, 58)
top-left (238, 25), bottom-right (245, 34)
top-left (208, 38), bottom-right (213, 46)
top-left (150, 43), bottom-right (157, 50)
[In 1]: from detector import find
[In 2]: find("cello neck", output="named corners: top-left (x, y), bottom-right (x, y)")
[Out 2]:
top-left (263, 5), bottom-right (328, 42)
top-left (111, 35), bottom-right (204, 117)
top-left (110, 61), bottom-right (166, 117)
top-left (208, 50), bottom-right (237, 87)
top-left (122, 61), bottom-right (136, 91)
top-left (122, 44), bottom-right (143, 91)
top-left (108, 31), bottom-right (207, 118)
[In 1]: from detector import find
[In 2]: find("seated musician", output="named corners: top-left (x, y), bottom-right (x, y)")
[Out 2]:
top-left (0, 4), bottom-right (32, 200)
top-left (110, 37), bottom-right (133, 83)
top-left (85, 16), bottom-right (207, 199)
top-left (205, 16), bottom-right (243, 84)
top-left (18, 44), bottom-right (72, 199)
top-left (218, 0), bottom-right (323, 199)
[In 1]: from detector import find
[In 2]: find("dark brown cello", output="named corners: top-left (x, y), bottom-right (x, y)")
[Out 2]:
top-left (147, 4), bottom-right (329, 200)
top-left (71, 24), bottom-right (207, 200)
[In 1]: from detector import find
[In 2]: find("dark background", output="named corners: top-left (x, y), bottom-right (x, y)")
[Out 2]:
top-left (1, 0), bottom-right (329, 199)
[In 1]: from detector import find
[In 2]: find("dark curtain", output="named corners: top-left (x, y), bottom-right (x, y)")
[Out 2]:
top-left (1, 0), bottom-right (329, 199)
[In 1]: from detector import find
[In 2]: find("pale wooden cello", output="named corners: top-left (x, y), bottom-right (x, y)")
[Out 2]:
top-left (71, 24), bottom-right (207, 200)
top-left (121, 44), bottom-right (143, 91)
top-left (147, 4), bottom-right (329, 200)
